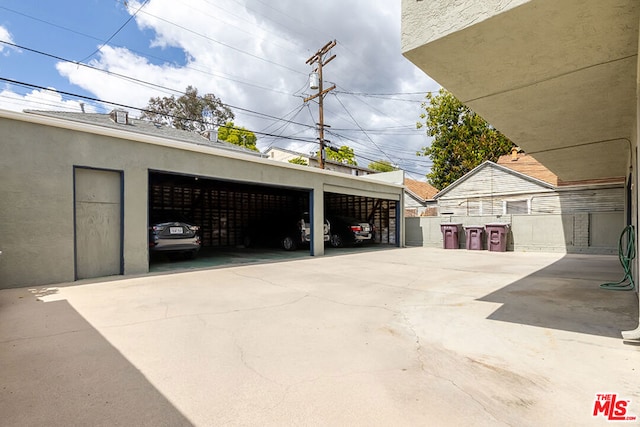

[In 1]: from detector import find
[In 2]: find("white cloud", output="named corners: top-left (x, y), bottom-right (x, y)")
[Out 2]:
top-left (0, 26), bottom-right (15, 53)
top-left (0, 87), bottom-right (95, 113)
top-left (52, 0), bottom-right (438, 175)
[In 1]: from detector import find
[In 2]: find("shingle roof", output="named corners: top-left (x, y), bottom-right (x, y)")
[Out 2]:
top-left (404, 178), bottom-right (438, 201)
top-left (24, 110), bottom-right (264, 156)
top-left (497, 150), bottom-right (624, 186)
top-left (496, 151), bottom-right (558, 185)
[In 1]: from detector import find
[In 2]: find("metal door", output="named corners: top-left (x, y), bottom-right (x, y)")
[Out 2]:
top-left (74, 168), bottom-right (123, 279)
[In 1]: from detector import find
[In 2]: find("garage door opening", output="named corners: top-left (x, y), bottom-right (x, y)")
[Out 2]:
top-left (148, 171), bottom-right (313, 267)
top-left (325, 192), bottom-right (399, 248)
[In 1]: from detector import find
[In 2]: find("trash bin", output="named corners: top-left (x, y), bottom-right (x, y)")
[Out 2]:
top-left (464, 226), bottom-right (485, 250)
top-left (440, 223), bottom-right (462, 249)
top-left (485, 223), bottom-right (511, 252)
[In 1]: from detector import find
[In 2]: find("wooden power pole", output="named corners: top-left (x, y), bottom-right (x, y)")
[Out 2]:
top-left (304, 40), bottom-right (336, 169)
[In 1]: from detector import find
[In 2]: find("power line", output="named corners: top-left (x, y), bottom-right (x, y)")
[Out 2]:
top-left (0, 5), bottom-right (431, 169)
top-left (134, 8), bottom-right (306, 76)
top-left (193, 0), bottom-right (305, 57)
top-left (333, 92), bottom-right (395, 164)
top-left (334, 90), bottom-right (426, 103)
top-left (0, 7), bottom-right (302, 98)
top-left (1, 41), bottom-right (179, 95)
top-left (339, 91), bottom-right (429, 96)
top-left (79, 0), bottom-right (150, 63)
top-left (0, 77), bottom-right (320, 144)
top-left (0, 41), bottom-right (320, 131)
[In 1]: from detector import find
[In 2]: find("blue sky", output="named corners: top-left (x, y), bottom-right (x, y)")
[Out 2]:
top-left (0, 0), bottom-right (439, 178)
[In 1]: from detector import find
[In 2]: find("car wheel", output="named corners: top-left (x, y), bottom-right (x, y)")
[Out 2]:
top-left (330, 233), bottom-right (343, 248)
top-left (282, 236), bottom-right (297, 251)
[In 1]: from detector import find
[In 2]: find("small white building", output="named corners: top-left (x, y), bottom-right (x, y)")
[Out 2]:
top-left (265, 147), bottom-right (376, 176)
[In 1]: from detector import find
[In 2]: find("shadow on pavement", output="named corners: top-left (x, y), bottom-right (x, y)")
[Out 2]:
top-left (149, 243), bottom-right (396, 274)
top-left (0, 288), bottom-right (193, 426)
top-left (477, 254), bottom-right (639, 338)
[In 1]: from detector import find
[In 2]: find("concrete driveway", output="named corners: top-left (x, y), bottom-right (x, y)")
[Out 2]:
top-left (1, 247), bottom-right (638, 426)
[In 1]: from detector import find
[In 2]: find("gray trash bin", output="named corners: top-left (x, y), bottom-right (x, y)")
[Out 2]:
top-left (485, 223), bottom-right (510, 252)
top-left (440, 223), bottom-right (462, 249)
top-left (464, 226), bottom-right (485, 250)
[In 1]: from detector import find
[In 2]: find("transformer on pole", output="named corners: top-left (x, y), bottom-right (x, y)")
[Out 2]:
top-left (304, 40), bottom-right (336, 169)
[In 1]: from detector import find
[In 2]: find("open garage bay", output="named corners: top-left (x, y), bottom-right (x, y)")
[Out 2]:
top-left (148, 172), bottom-right (400, 270)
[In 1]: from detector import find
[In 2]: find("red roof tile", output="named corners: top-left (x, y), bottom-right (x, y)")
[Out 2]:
top-left (405, 178), bottom-right (439, 200)
top-left (496, 151), bottom-right (558, 185)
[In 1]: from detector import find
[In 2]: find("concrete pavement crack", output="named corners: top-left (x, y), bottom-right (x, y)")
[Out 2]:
top-left (98, 294), bottom-right (311, 329)
top-left (231, 270), bottom-right (401, 314)
top-left (230, 270), bottom-right (304, 291)
top-left (233, 339), bottom-right (282, 386)
top-left (306, 293), bottom-right (400, 315)
top-left (398, 312), bottom-right (506, 426)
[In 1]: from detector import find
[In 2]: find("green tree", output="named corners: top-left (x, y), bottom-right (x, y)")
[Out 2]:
top-left (320, 145), bottom-right (357, 165)
top-left (417, 89), bottom-right (513, 190)
top-left (217, 122), bottom-right (259, 152)
top-left (289, 156), bottom-right (308, 166)
top-left (141, 85), bottom-right (234, 132)
top-left (368, 160), bottom-right (397, 172)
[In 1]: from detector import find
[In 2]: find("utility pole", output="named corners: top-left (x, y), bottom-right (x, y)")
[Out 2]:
top-left (304, 40), bottom-right (336, 169)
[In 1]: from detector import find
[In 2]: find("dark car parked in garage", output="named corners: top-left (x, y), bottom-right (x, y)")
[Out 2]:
top-left (149, 212), bottom-right (201, 259)
top-left (327, 215), bottom-right (374, 248)
top-left (245, 212), bottom-right (329, 251)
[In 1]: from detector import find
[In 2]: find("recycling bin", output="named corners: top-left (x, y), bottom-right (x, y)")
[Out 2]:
top-left (464, 226), bottom-right (485, 250)
top-left (440, 223), bottom-right (462, 249)
top-left (485, 223), bottom-right (511, 252)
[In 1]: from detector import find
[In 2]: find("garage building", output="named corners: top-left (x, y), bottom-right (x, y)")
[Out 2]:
top-left (0, 109), bottom-right (405, 288)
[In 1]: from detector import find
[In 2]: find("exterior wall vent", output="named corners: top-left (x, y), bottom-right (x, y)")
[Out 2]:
top-left (110, 110), bottom-right (129, 125)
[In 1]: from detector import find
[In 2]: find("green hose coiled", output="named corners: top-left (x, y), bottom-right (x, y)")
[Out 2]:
top-left (600, 225), bottom-right (635, 291)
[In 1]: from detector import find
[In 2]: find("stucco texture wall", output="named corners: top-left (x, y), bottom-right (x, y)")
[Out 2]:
top-left (0, 112), bottom-right (402, 288)
top-left (401, 0), bottom-right (528, 53)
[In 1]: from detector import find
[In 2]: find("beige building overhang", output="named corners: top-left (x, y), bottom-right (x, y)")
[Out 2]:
top-left (402, 0), bottom-right (638, 182)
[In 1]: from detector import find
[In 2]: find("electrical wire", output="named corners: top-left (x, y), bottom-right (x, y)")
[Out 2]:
top-left (334, 89), bottom-right (426, 103)
top-left (0, 7), bottom-right (303, 98)
top-left (1, 4), bottom-right (433, 174)
top-left (194, 0), bottom-right (305, 56)
top-left (333, 92), bottom-right (396, 164)
top-left (79, 0), bottom-right (150, 63)
top-left (0, 42), bottom-right (319, 130)
top-left (0, 77), bottom-right (320, 144)
top-left (133, 8), bottom-right (306, 76)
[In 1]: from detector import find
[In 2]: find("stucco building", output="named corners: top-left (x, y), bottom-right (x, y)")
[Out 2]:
top-left (0, 109), bottom-right (405, 288)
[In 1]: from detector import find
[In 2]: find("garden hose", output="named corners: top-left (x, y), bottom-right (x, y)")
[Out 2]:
top-left (600, 225), bottom-right (635, 291)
